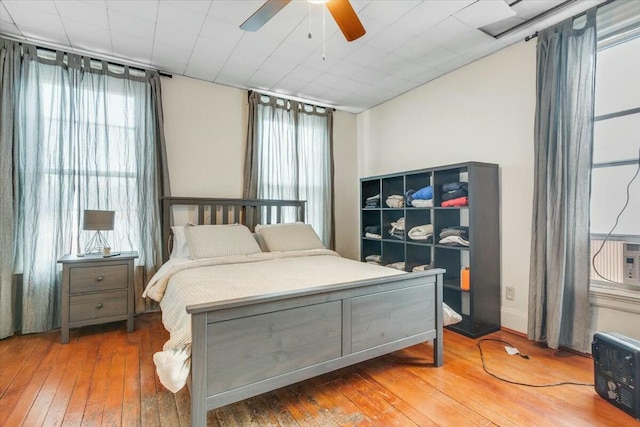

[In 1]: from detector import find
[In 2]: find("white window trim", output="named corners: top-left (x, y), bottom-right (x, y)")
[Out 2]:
top-left (590, 282), bottom-right (640, 314)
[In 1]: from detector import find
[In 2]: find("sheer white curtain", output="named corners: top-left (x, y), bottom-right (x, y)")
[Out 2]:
top-left (1, 40), bottom-right (168, 338)
top-left (244, 92), bottom-right (334, 247)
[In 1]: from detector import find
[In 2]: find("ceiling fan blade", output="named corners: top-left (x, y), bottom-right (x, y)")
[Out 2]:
top-left (240, 0), bottom-right (292, 32)
top-left (326, 0), bottom-right (366, 42)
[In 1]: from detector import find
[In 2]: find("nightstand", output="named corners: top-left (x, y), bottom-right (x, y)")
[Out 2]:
top-left (58, 251), bottom-right (138, 343)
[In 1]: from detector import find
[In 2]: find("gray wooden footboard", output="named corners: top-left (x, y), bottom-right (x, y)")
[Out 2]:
top-left (187, 269), bottom-right (444, 427)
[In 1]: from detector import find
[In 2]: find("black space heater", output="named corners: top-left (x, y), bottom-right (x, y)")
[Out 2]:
top-left (592, 332), bottom-right (640, 420)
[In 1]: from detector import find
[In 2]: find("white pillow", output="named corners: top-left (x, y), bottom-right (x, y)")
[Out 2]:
top-left (184, 224), bottom-right (262, 259)
top-left (170, 225), bottom-right (190, 258)
top-left (255, 223), bottom-right (325, 252)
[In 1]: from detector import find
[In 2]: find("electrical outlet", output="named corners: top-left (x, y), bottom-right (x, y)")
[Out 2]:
top-left (506, 286), bottom-right (515, 301)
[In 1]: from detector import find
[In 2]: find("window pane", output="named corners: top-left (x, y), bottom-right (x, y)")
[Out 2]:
top-left (595, 35), bottom-right (640, 116)
top-left (590, 164), bottom-right (640, 235)
top-left (593, 113), bottom-right (640, 163)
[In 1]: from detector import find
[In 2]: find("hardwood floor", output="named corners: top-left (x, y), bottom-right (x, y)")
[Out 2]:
top-left (0, 312), bottom-right (637, 426)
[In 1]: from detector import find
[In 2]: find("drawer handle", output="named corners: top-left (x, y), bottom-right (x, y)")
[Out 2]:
top-left (96, 303), bottom-right (103, 309)
top-left (96, 276), bottom-right (104, 282)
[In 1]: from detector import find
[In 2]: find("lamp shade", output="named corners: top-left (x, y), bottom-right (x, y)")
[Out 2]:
top-left (83, 210), bottom-right (115, 231)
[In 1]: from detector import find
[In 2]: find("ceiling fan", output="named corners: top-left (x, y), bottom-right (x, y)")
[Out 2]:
top-left (240, 0), bottom-right (366, 42)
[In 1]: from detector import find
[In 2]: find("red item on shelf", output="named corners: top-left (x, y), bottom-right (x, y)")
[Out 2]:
top-left (441, 196), bottom-right (468, 207)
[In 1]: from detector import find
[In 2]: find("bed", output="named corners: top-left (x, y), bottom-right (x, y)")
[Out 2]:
top-left (149, 197), bottom-right (444, 427)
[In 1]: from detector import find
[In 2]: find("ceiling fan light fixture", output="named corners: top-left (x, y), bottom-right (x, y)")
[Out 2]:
top-left (308, 0), bottom-right (328, 4)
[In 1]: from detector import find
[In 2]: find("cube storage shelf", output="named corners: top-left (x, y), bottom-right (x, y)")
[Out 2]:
top-left (360, 161), bottom-right (500, 338)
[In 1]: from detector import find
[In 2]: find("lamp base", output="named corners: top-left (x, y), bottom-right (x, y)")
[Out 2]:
top-left (85, 231), bottom-right (111, 255)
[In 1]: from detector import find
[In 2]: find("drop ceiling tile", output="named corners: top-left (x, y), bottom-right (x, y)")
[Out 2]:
top-left (64, 17), bottom-right (112, 53)
top-left (154, 25), bottom-right (199, 50)
top-left (320, 32), bottom-right (363, 59)
top-left (105, 0), bottom-right (158, 21)
top-left (3, 0), bottom-right (58, 15)
top-left (199, 16), bottom-right (245, 45)
top-left (413, 68), bottom-right (444, 85)
top-left (247, 70), bottom-right (282, 90)
top-left (359, 1), bottom-right (421, 23)
top-left (270, 41), bottom-right (314, 64)
top-left (251, 0), bottom-right (307, 41)
top-left (151, 42), bottom-right (192, 73)
top-left (350, 67), bottom-right (388, 85)
top-left (415, 46), bottom-right (458, 68)
top-left (2, 1), bottom-right (63, 33)
top-left (235, 31), bottom-right (282, 56)
top-left (365, 26), bottom-right (417, 53)
top-left (107, 9), bottom-right (156, 40)
top-left (111, 31), bottom-right (153, 64)
top-left (333, 77), bottom-right (368, 94)
top-left (392, 1), bottom-right (450, 35)
top-left (454, 0), bottom-right (516, 29)
top-left (259, 57), bottom-right (298, 77)
top-left (443, 29), bottom-right (505, 57)
top-left (394, 34), bottom-right (439, 60)
top-left (276, 76), bottom-right (309, 94)
top-left (373, 54), bottom-right (417, 75)
top-left (286, 66), bottom-right (323, 83)
top-left (156, 1), bottom-right (206, 35)
top-left (1, 2), bottom-right (12, 23)
top-left (312, 72), bottom-right (345, 90)
top-left (374, 74), bottom-right (416, 94)
top-left (209, 0), bottom-right (265, 26)
top-left (216, 64), bottom-right (257, 87)
top-left (55, 0), bottom-right (109, 29)
top-left (0, 21), bottom-right (20, 36)
top-left (284, 19), bottom-right (330, 51)
top-left (301, 52), bottom-right (341, 72)
top-left (392, 61), bottom-right (439, 82)
top-left (357, 16), bottom-right (392, 40)
top-left (192, 34), bottom-right (236, 62)
top-left (429, 0), bottom-right (476, 16)
top-left (224, 45), bottom-right (270, 71)
top-left (327, 60), bottom-right (367, 79)
top-left (420, 17), bottom-right (473, 45)
top-left (18, 23), bottom-right (69, 46)
top-left (165, 0), bottom-right (212, 16)
top-left (434, 54), bottom-right (472, 73)
top-left (184, 58), bottom-right (222, 82)
top-left (347, 44), bottom-right (387, 67)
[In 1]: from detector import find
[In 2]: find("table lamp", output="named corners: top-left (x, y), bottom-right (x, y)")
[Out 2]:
top-left (83, 209), bottom-right (115, 254)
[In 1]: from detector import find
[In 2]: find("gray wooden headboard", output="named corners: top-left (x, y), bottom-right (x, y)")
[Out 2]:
top-left (160, 197), bottom-right (306, 262)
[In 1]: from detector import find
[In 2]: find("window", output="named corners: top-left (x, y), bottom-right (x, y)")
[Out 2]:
top-left (590, 10), bottom-right (640, 288)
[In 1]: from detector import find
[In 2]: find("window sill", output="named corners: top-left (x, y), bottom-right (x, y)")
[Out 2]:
top-left (589, 283), bottom-right (640, 314)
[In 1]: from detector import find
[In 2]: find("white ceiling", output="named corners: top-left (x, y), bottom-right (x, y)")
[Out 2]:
top-left (0, 0), bottom-right (606, 113)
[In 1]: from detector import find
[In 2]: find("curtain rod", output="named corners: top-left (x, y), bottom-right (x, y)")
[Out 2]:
top-left (2, 35), bottom-right (172, 78)
top-left (524, 0), bottom-right (616, 42)
top-left (249, 89), bottom-right (336, 111)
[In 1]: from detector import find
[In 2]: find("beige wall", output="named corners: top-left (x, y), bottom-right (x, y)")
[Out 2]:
top-left (161, 75), bottom-right (358, 258)
top-left (356, 41), bottom-right (537, 333)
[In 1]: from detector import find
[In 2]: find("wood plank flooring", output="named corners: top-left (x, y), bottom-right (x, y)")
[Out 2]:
top-left (0, 312), bottom-right (637, 426)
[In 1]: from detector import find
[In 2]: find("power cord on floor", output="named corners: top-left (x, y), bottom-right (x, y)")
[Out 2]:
top-left (477, 339), bottom-right (594, 387)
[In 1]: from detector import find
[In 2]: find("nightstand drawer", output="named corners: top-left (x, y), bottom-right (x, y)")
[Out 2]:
top-left (69, 290), bottom-right (128, 322)
top-left (69, 264), bottom-right (128, 293)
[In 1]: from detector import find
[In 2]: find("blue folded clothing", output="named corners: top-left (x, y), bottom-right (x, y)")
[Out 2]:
top-left (406, 186), bottom-right (433, 204)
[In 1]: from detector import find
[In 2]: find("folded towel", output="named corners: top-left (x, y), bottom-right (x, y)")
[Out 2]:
top-left (406, 186), bottom-right (433, 204)
top-left (364, 232), bottom-right (381, 239)
top-left (411, 199), bottom-right (433, 208)
top-left (364, 225), bottom-right (381, 234)
top-left (408, 224), bottom-right (433, 240)
top-left (366, 193), bottom-right (380, 201)
top-left (385, 261), bottom-right (405, 270)
top-left (412, 264), bottom-right (434, 272)
top-left (365, 254), bottom-right (382, 263)
top-left (438, 235), bottom-right (469, 246)
top-left (385, 195), bottom-right (404, 208)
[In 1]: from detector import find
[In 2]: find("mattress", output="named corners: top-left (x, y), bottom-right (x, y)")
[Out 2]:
top-left (142, 249), bottom-right (404, 392)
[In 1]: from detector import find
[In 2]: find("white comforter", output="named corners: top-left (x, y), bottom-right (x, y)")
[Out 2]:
top-left (143, 249), bottom-right (404, 392)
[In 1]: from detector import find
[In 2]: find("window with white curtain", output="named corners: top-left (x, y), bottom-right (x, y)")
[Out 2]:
top-left (253, 95), bottom-right (333, 247)
top-left (590, 4), bottom-right (640, 287)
